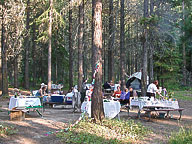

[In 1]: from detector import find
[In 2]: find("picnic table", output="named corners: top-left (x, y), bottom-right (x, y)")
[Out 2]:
top-left (9, 96), bottom-right (43, 118)
top-left (127, 97), bottom-right (184, 120)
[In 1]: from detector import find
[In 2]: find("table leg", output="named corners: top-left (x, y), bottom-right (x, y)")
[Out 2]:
top-left (36, 109), bottom-right (43, 117)
top-left (178, 110), bottom-right (182, 120)
top-left (127, 106), bottom-right (130, 116)
top-left (166, 111), bottom-right (170, 118)
top-left (148, 111), bottom-right (151, 120)
top-left (138, 109), bottom-right (141, 119)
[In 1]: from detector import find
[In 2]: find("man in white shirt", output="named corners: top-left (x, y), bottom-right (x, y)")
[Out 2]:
top-left (147, 80), bottom-right (162, 99)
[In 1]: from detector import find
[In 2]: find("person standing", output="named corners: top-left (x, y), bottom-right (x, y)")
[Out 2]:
top-left (147, 80), bottom-right (162, 99)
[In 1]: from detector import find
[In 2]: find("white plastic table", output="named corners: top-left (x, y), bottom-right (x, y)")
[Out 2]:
top-left (81, 100), bottom-right (121, 119)
top-left (9, 97), bottom-right (41, 110)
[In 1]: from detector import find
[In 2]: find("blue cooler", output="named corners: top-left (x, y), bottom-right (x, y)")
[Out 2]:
top-left (51, 95), bottom-right (64, 103)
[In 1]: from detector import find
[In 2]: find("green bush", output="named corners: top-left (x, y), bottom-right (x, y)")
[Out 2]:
top-left (0, 124), bottom-right (17, 137)
top-left (169, 128), bottom-right (192, 144)
top-left (57, 119), bottom-right (150, 144)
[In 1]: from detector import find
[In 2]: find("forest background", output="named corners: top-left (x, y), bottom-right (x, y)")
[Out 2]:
top-left (0, 0), bottom-right (192, 96)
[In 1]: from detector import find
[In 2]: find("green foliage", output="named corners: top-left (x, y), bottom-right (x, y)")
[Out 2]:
top-left (154, 43), bottom-right (182, 89)
top-left (169, 128), bottom-right (192, 144)
top-left (0, 124), bottom-right (17, 137)
top-left (57, 119), bottom-right (150, 144)
top-left (140, 15), bottom-right (159, 26)
top-left (171, 91), bottom-right (192, 101)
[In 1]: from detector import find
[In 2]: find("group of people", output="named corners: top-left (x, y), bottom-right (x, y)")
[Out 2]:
top-left (103, 79), bottom-right (163, 105)
top-left (35, 78), bottom-right (162, 105)
top-left (103, 80), bottom-right (137, 105)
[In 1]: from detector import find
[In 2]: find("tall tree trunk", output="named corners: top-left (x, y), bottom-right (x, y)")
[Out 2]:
top-left (182, 0), bottom-right (186, 86)
top-left (32, 22), bottom-right (37, 87)
top-left (1, 9), bottom-right (8, 96)
top-left (55, 56), bottom-right (58, 84)
top-left (141, 0), bottom-right (149, 96)
top-left (92, 0), bottom-right (96, 79)
top-left (0, 13), bottom-right (2, 92)
top-left (24, 0), bottom-right (30, 89)
top-left (149, 0), bottom-right (154, 84)
top-left (14, 56), bottom-right (18, 88)
top-left (78, 0), bottom-right (84, 92)
top-left (191, 50), bottom-right (192, 85)
top-left (108, 0), bottom-right (114, 82)
top-left (103, 24), bottom-right (106, 83)
top-left (48, 0), bottom-right (53, 93)
top-left (149, 44), bottom-right (154, 84)
top-left (120, 0), bottom-right (125, 90)
top-left (91, 0), bottom-right (104, 122)
top-left (83, 4), bottom-right (87, 80)
top-left (69, 0), bottom-right (73, 89)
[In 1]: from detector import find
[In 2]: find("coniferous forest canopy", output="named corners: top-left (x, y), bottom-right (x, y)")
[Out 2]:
top-left (0, 0), bottom-right (192, 96)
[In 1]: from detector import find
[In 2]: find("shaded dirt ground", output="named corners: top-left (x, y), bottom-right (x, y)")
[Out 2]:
top-left (0, 91), bottom-right (192, 144)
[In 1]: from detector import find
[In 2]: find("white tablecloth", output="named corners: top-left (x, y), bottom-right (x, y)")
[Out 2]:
top-left (9, 97), bottom-right (41, 110)
top-left (130, 97), bottom-right (179, 110)
top-left (81, 100), bottom-right (121, 119)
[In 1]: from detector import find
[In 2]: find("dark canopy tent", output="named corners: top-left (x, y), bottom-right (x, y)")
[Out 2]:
top-left (126, 72), bottom-right (149, 90)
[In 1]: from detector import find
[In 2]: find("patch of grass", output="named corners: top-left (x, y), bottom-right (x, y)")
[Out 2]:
top-left (172, 91), bottom-right (192, 101)
top-left (57, 119), bottom-right (150, 143)
top-left (169, 128), bottom-right (192, 144)
top-left (0, 124), bottom-right (17, 137)
top-left (1, 94), bottom-right (9, 99)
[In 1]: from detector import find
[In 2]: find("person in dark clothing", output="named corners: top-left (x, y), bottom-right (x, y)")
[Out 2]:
top-left (103, 81), bottom-right (111, 89)
top-left (80, 79), bottom-right (88, 103)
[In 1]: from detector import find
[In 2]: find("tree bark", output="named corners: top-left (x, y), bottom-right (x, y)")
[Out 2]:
top-left (24, 0), bottom-right (30, 89)
top-left (1, 13), bottom-right (8, 95)
top-left (14, 56), bottom-right (18, 88)
top-left (103, 24), bottom-right (106, 83)
top-left (32, 22), bottom-right (37, 87)
top-left (92, 0), bottom-right (96, 79)
top-left (149, 0), bottom-right (154, 84)
top-left (108, 0), bottom-right (114, 82)
top-left (48, 0), bottom-right (53, 93)
top-left (69, 0), bottom-right (73, 89)
top-left (83, 2), bottom-right (87, 80)
top-left (78, 0), bottom-right (84, 92)
top-left (141, 0), bottom-right (149, 96)
top-left (91, 0), bottom-right (104, 122)
top-left (0, 11), bottom-right (2, 92)
top-left (182, 0), bottom-right (186, 86)
top-left (120, 0), bottom-right (125, 90)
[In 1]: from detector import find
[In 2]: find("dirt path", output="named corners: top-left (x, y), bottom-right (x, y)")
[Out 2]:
top-left (0, 99), bottom-right (81, 144)
top-left (0, 95), bottom-right (192, 144)
top-left (120, 99), bottom-right (192, 144)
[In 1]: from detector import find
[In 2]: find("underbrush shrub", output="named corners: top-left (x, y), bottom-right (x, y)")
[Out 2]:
top-left (57, 118), bottom-right (150, 144)
top-left (169, 128), bottom-right (192, 144)
top-left (0, 124), bottom-right (17, 137)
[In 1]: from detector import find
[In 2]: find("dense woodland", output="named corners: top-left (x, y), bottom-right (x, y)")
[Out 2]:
top-left (0, 0), bottom-right (192, 96)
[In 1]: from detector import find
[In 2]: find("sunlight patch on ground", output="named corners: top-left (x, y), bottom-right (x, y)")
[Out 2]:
top-left (27, 118), bottom-right (67, 129)
top-left (15, 136), bottom-right (37, 144)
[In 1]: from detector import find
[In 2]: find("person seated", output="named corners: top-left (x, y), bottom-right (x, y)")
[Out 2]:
top-left (119, 88), bottom-right (129, 105)
top-left (103, 81), bottom-right (111, 89)
top-left (113, 86), bottom-right (121, 98)
top-left (35, 83), bottom-right (50, 102)
top-left (114, 80), bottom-right (121, 91)
top-left (120, 87), bottom-right (135, 105)
top-left (147, 80), bottom-right (162, 99)
top-left (109, 80), bottom-right (115, 90)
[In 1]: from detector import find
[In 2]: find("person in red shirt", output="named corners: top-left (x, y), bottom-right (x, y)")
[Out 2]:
top-left (113, 86), bottom-right (121, 98)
